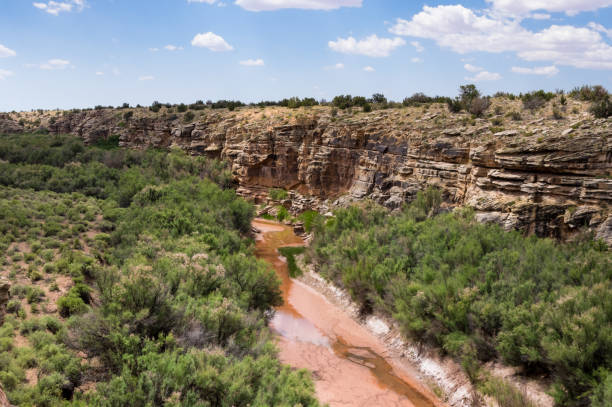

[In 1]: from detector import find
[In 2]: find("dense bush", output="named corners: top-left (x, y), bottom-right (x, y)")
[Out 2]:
top-left (590, 96), bottom-right (612, 118)
top-left (522, 90), bottom-right (555, 111)
top-left (468, 97), bottom-right (491, 117)
top-left (311, 190), bottom-right (610, 406)
top-left (211, 100), bottom-right (245, 111)
top-left (279, 97), bottom-right (319, 108)
top-left (268, 188), bottom-right (288, 201)
top-left (403, 93), bottom-right (448, 107)
top-left (332, 94), bottom-right (369, 110)
top-left (569, 85), bottom-right (608, 102)
top-left (0, 134), bottom-right (320, 406)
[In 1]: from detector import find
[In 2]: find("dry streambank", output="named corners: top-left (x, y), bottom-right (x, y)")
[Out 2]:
top-left (2, 102), bottom-right (611, 245)
top-left (253, 219), bottom-right (446, 407)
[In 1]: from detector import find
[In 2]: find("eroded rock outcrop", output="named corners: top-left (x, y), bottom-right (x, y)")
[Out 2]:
top-left (3, 104), bottom-right (611, 243)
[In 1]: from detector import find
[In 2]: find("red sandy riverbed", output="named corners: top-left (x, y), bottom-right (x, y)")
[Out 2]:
top-left (253, 219), bottom-right (445, 407)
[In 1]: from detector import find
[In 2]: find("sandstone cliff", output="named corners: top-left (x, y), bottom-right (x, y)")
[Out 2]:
top-left (2, 101), bottom-right (611, 244)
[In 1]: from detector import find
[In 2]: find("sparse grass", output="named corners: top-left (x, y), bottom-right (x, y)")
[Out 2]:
top-left (480, 376), bottom-right (536, 407)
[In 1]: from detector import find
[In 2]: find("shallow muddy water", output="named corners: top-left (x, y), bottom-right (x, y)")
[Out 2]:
top-left (253, 219), bottom-right (444, 407)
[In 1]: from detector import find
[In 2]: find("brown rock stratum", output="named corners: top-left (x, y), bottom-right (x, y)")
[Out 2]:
top-left (3, 102), bottom-right (611, 244)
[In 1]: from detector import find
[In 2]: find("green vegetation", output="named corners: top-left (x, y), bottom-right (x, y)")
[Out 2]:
top-left (590, 97), bottom-right (611, 119)
top-left (278, 247), bottom-right (306, 277)
top-left (276, 206), bottom-right (289, 222)
top-left (268, 188), bottom-right (289, 201)
top-left (311, 188), bottom-right (610, 406)
top-left (0, 134), bottom-right (320, 406)
top-left (298, 210), bottom-right (323, 233)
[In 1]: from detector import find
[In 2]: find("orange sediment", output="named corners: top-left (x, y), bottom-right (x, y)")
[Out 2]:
top-left (253, 219), bottom-right (445, 407)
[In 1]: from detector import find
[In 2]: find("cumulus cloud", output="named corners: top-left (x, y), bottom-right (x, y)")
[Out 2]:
top-left (511, 65), bottom-right (559, 76)
top-left (466, 71), bottom-right (502, 81)
top-left (325, 62), bottom-right (344, 70)
top-left (410, 41), bottom-right (424, 52)
top-left (464, 63), bottom-right (483, 72)
top-left (390, 4), bottom-right (612, 69)
top-left (191, 32), bottom-right (233, 51)
top-left (363, 66), bottom-right (375, 72)
top-left (138, 75), bottom-right (154, 81)
top-left (485, 0), bottom-right (612, 16)
top-left (0, 44), bottom-right (16, 58)
top-left (530, 13), bottom-right (551, 20)
top-left (234, 0), bottom-right (361, 11)
top-left (40, 59), bottom-right (70, 70)
top-left (239, 58), bottom-right (264, 66)
top-left (329, 35), bottom-right (405, 57)
top-left (588, 22), bottom-right (612, 39)
top-left (0, 69), bottom-right (13, 80)
top-left (33, 0), bottom-right (85, 16)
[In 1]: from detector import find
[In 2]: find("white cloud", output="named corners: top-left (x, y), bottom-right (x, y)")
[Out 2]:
top-left (329, 34), bottom-right (405, 57)
top-left (410, 40), bottom-right (424, 52)
top-left (486, 0), bottom-right (612, 16)
top-left (530, 13), bottom-right (551, 20)
top-left (363, 66), bottom-right (375, 72)
top-left (588, 22), bottom-right (612, 39)
top-left (191, 32), bottom-right (233, 52)
top-left (164, 45), bottom-right (183, 51)
top-left (240, 58), bottom-right (265, 66)
top-left (149, 47), bottom-right (159, 52)
top-left (390, 4), bottom-right (612, 69)
top-left (95, 71), bottom-right (104, 75)
top-left (138, 75), bottom-right (154, 81)
top-left (234, 0), bottom-right (361, 11)
top-left (0, 44), bottom-right (16, 58)
top-left (511, 65), bottom-right (559, 76)
top-left (0, 69), bottom-right (13, 80)
top-left (463, 63), bottom-right (502, 80)
top-left (40, 59), bottom-right (70, 70)
top-left (464, 63), bottom-right (482, 72)
top-left (188, 0), bottom-right (217, 3)
top-left (325, 62), bottom-right (344, 70)
top-left (411, 57), bottom-right (423, 63)
top-left (466, 71), bottom-right (502, 81)
top-left (33, 0), bottom-right (85, 16)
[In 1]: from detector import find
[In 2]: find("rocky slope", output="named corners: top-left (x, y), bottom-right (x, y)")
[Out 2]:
top-left (2, 100), bottom-right (611, 244)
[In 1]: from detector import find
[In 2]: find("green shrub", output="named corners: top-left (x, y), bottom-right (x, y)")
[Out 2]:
top-left (183, 111), bottom-right (195, 123)
top-left (269, 188), bottom-right (289, 201)
top-left (26, 287), bottom-right (44, 304)
top-left (276, 206), bottom-right (289, 221)
top-left (312, 195), bottom-right (611, 402)
top-left (278, 246), bottom-right (306, 277)
top-left (57, 293), bottom-right (87, 318)
top-left (590, 96), bottom-right (611, 118)
top-left (6, 300), bottom-right (20, 314)
top-left (298, 210), bottom-right (322, 233)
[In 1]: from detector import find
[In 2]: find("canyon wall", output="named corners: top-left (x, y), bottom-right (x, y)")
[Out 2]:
top-left (2, 104), bottom-right (611, 244)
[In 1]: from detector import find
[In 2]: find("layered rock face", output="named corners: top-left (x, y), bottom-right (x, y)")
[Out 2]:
top-left (3, 104), bottom-right (612, 244)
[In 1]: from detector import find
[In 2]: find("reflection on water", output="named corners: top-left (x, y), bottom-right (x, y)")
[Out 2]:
top-left (272, 311), bottom-right (330, 347)
top-left (253, 219), bottom-right (442, 407)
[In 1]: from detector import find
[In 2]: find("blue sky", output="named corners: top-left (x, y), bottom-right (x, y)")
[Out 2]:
top-left (1, 0), bottom-right (611, 111)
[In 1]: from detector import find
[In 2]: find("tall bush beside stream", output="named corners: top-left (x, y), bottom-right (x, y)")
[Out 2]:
top-left (311, 191), bottom-right (611, 406)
